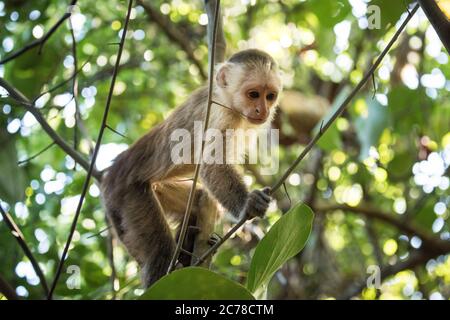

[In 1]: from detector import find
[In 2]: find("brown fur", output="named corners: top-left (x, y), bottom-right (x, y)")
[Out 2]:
top-left (101, 49), bottom-right (282, 287)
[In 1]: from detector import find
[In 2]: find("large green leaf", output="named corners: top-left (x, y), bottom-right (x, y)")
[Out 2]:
top-left (139, 267), bottom-right (254, 300)
top-left (246, 203), bottom-right (314, 293)
top-left (355, 98), bottom-right (389, 160)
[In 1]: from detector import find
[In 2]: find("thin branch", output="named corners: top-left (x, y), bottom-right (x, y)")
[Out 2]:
top-left (205, 0), bottom-right (226, 64)
top-left (0, 78), bottom-right (101, 181)
top-left (47, 0), bottom-right (134, 299)
top-left (137, 0), bottom-right (207, 80)
top-left (0, 0), bottom-right (78, 65)
top-left (0, 204), bottom-right (49, 297)
top-left (105, 124), bottom-right (130, 141)
top-left (194, 4), bottom-right (420, 266)
top-left (17, 142), bottom-right (56, 166)
top-left (167, 0), bottom-right (221, 273)
top-left (106, 227), bottom-right (117, 300)
top-left (32, 59), bottom-right (90, 104)
top-left (0, 274), bottom-right (19, 300)
top-left (68, 17), bottom-right (82, 168)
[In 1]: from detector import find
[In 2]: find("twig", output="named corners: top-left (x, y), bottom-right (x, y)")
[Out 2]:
top-left (47, 0), bottom-right (134, 299)
top-left (0, 274), bottom-right (19, 300)
top-left (167, 0), bottom-right (221, 273)
top-left (137, 0), bottom-right (207, 80)
top-left (69, 17), bottom-right (80, 167)
top-left (17, 142), bottom-right (56, 166)
top-left (105, 124), bottom-right (129, 140)
top-left (86, 225), bottom-right (112, 239)
top-left (0, 0), bottom-right (78, 65)
top-left (106, 226), bottom-right (117, 300)
top-left (0, 204), bottom-right (49, 297)
top-left (32, 59), bottom-right (90, 104)
top-left (0, 77), bottom-right (102, 181)
top-left (194, 3), bottom-right (420, 266)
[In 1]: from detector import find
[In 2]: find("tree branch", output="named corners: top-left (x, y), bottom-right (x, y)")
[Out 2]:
top-left (315, 203), bottom-right (450, 253)
top-left (137, 0), bottom-right (207, 80)
top-left (0, 274), bottom-right (19, 300)
top-left (418, 0), bottom-right (450, 54)
top-left (47, 0), bottom-right (134, 299)
top-left (0, 77), bottom-right (102, 181)
top-left (205, 0), bottom-right (226, 64)
top-left (0, 0), bottom-right (78, 65)
top-left (0, 204), bottom-right (49, 297)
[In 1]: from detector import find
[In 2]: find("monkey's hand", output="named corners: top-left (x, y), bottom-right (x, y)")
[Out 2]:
top-left (242, 187), bottom-right (272, 220)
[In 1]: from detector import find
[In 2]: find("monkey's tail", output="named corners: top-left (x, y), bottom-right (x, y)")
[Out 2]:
top-left (103, 180), bottom-right (176, 288)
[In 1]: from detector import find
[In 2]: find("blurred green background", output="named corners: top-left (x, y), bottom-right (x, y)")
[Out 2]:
top-left (0, 0), bottom-right (449, 300)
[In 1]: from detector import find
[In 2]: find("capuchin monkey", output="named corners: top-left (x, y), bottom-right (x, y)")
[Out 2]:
top-left (101, 49), bottom-right (283, 287)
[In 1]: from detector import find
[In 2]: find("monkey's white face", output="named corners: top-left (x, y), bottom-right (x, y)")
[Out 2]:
top-left (216, 64), bottom-right (282, 125)
top-left (235, 73), bottom-right (281, 125)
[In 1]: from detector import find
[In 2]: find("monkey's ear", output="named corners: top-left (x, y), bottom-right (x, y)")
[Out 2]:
top-left (216, 63), bottom-right (232, 88)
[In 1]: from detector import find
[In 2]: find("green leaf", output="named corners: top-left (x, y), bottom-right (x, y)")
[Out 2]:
top-left (139, 267), bottom-right (254, 300)
top-left (355, 98), bottom-right (388, 160)
top-left (305, 0), bottom-right (351, 28)
top-left (370, 0), bottom-right (413, 32)
top-left (246, 203), bottom-right (314, 293)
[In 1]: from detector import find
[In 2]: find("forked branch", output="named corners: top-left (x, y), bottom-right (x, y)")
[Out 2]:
top-left (0, 0), bottom-right (78, 65)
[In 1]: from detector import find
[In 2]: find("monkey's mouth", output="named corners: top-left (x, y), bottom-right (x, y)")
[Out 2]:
top-left (247, 117), bottom-right (266, 125)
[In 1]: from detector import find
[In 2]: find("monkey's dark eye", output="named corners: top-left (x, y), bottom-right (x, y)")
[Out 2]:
top-left (266, 93), bottom-right (276, 101)
top-left (248, 91), bottom-right (260, 99)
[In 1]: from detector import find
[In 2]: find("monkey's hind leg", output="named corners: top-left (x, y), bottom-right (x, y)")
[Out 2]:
top-left (153, 182), bottom-right (218, 268)
top-left (190, 189), bottom-right (218, 267)
top-left (118, 182), bottom-right (176, 288)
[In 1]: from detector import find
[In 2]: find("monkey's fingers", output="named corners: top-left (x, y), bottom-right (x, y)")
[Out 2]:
top-left (208, 233), bottom-right (222, 246)
top-left (253, 190), bottom-right (271, 204)
top-left (251, 189), bottom-right (271, 202)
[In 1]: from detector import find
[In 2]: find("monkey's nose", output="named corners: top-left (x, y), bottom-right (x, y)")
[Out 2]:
top-left (255, 107), bottom-right (260, 114)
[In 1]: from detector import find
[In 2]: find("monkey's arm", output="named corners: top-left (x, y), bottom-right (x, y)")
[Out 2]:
top-left (200, 164), bottom-right (270, 219)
